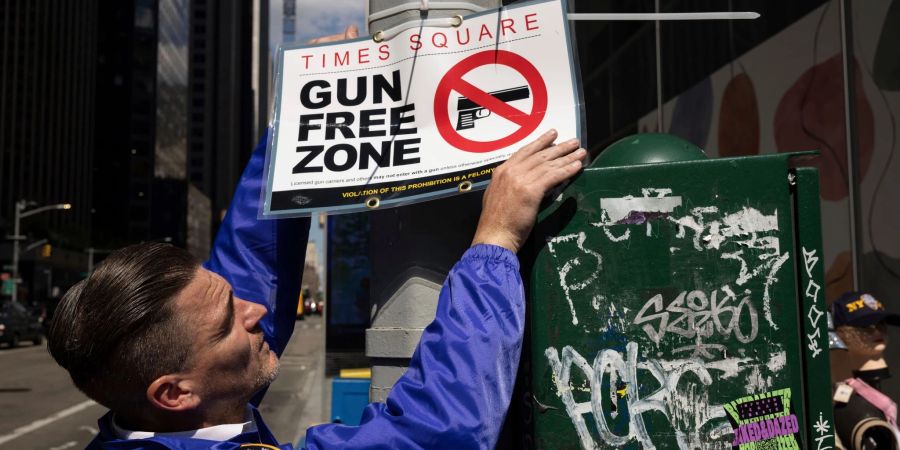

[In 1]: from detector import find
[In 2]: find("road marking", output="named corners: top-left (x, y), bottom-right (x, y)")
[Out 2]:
top-left (49, 441), bottom-right (78, 450)
top-left (0, 400), bottom-right (98, 446)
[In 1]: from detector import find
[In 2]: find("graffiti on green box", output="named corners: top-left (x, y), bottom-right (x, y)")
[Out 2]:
top-left (539, 190), bottom-right (797, 449)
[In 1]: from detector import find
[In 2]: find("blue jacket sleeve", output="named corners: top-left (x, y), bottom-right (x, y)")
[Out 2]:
top-left (304, 244), bottom-right (525, 450)
top-left (203, 129), bottom-right (311, 357)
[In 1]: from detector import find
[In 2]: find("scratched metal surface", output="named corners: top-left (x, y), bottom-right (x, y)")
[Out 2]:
top-left (525, 153), bottom-right (832, 449)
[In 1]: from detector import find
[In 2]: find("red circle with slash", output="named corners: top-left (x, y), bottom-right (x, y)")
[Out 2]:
top-left (434, 50), bottom-right (548, 153)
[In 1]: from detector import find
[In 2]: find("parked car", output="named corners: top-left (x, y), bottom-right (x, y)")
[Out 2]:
top-left (0, 300), bottom-right (44, 347)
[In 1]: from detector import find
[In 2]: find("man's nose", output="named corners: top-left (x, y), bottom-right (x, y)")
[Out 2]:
top-left (236, 298), bottom-right (267, 330)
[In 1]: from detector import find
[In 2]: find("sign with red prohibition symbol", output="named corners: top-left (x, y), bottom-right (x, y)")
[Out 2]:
top-left (434, 50), bottom-right (549, 153)
top-left (264, 0), bottom-right (581, 217)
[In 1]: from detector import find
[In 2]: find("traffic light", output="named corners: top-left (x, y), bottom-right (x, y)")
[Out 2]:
top-left (41, 244), bottom-right (52, 258)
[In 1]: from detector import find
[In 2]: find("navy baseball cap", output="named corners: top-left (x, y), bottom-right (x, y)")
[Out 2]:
top-left (832, 291), bottom-right (900, 327)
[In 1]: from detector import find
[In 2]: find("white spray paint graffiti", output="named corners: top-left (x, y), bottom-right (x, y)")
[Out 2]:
top-left (767, 351), bottom-right (787, 372)
top-left (546, 342), bottom-right (783, 449)
top-left (587, 193), bottom-right (789, 331)
top-left (592, 294), bottom-right (603, 311)
top-left (593, 302), bottom-right (630, 335)
top-left (589, 196), bottom-right (790, 325)
top-left (543, 191), bottom-right (796, 448)
top-left (547, 232), bottom-right (603, 325)
top-left (720, 250), bottom-right (790, 332)
top-left (813, 412), bottom-right (833, 450)
top-left (802, 247), bottom-right (825, 358)
top-left (670, 206), bottom-right (788, 331)
top-left (669, 206), bottom-right (778, 251)
top-left (667, 206), bottom-right (717, 250)
top-left (633, 286), bottom-right (759, 359)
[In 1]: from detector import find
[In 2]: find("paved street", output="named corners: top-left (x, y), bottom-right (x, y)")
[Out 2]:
top-left (0, 315), bottom-right (326, 449)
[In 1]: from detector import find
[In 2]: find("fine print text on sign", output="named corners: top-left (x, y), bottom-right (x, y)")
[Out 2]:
top-left (263, 0), bottom-right (580, 216)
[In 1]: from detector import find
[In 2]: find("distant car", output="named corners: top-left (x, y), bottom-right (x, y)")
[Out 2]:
top-left (300, 288), bottom-right (322, 316)
top-left (302, 292), bottom-right (316, 316)
top-left (315, 298), bottom-right (324, 315)
top-left (0, 301), bottom-right (44, 347)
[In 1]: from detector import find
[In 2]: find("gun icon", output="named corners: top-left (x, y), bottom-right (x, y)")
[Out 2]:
top-left (456, 86), bottom-right (530, 130)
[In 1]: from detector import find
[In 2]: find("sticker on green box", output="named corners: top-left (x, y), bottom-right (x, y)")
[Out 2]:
top-left (724, 388), bottom-right (801, 449)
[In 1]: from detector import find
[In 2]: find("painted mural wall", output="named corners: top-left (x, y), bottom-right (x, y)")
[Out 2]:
top-left (637, 2), bottom-right (900, 321)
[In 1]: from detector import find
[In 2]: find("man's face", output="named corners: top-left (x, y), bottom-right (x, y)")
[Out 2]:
top-left (837, 323), bottom-right (888, 357)
top-left (174, 268), bottom-right (279, 402)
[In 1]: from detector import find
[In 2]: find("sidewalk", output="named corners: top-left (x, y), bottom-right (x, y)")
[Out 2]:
top-left (258, 315), bottom-right (373, 447)
top-left (258, 316), bottom-right (330, 446)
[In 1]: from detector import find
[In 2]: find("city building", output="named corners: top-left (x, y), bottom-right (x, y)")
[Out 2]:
top-left (92, 0), bottom-right (184, 251)
top-left (2, 0), bottom-right (271, 303)
top-left (0, 0), bottom-right (100, 302)
top-left (303, 242), bottom-right (321, 297)
top-left (187, 0), bottom-right (265, 256)
top-left (92, 0), bottom-right (269, 258)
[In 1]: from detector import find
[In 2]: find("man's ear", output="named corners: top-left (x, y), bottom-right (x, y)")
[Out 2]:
top-left (147, 375), bottom-right (200, 411)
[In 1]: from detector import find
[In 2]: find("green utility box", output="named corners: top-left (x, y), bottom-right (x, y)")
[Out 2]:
top-left (524, 134), bottom-right (834, 449)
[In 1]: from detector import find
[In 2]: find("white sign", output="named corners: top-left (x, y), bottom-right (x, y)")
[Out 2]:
top-left (263, 0), bottom-right (581, 216)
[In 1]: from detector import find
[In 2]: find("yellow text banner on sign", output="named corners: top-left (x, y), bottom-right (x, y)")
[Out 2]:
top-left (263, 0), bottom-right (581, 217)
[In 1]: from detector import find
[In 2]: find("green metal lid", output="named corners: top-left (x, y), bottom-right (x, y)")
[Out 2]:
top-left (593, 133), bottom-right (708, 168)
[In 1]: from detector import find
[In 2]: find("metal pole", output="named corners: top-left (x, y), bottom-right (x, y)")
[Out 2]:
top-left (11, 200), bottom-right (22, 302)
top-left (88, 247), bottom-right (95, 274)
top-left (567, 12), bottom-right (759, 21)
top-left (9, 202), bottom-right (71, 301)
top-left (655, 0), bottom-right (663, 130)
top-left (365, 0), bottom-right (502, 404)
top-left (839, 0), bottom-right (862, 290)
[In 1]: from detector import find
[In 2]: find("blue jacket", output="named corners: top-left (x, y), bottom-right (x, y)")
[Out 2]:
top-left (86, 132), bottom-right (525, 449)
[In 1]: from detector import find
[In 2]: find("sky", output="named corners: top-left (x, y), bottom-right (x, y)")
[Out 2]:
top-left (270, 0), bottom-right (367, 49)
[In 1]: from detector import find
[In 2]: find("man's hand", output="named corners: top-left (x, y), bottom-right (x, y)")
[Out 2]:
top-left (307, 24), bottom-right (359, 44)
top-left (472, 130), bottom-right (586, 253)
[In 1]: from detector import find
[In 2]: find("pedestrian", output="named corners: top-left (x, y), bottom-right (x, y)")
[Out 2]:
top-left (47, 26), bottom-right (587, 450)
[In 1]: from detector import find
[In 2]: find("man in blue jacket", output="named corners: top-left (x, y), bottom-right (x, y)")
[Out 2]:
top-left (47, 27), bottom-right (586, 448)
top-left (49, 128), bottom-right (584, 449)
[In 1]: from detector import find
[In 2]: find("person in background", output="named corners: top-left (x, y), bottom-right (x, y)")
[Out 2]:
top-left (830, 291), bottom-right (900, 450)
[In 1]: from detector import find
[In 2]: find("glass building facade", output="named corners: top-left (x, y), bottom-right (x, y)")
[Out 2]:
top-left (0, 0), bottom-right (97, 243)
top-left (0, 0), bottom-right (99, 301)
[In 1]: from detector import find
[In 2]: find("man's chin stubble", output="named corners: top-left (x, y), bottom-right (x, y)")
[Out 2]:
top-left (255, 359), bottom-right (280, 389)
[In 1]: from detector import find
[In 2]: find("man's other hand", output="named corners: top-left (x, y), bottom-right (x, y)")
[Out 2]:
top-left (472, 129), bottom-right (586, 253)
top-left (307, 24), bottom-right (359, 44)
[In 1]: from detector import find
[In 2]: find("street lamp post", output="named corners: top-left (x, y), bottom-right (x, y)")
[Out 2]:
top-left (10, 200), bottom-right (72, 302)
